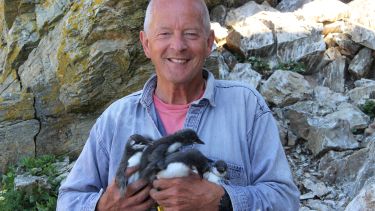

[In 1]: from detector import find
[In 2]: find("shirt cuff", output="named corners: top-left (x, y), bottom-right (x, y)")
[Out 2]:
top-left (83, 188), bottom-right (104, 211)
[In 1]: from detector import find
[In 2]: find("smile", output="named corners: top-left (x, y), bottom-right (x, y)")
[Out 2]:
top-left (167, 58), bottom-right (189, 64)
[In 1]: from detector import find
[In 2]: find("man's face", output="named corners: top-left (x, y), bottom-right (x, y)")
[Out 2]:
top-left (140, 0), bottom-right (214, 85)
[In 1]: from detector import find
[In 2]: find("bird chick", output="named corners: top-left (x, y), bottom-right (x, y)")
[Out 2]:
top-left (203, 160), bottom-right (228, 185)
top-left (139, 129), bottom-right (204, 183)
top-left (156, 149), bottom-right (211, 180)
top-left (115, 134), bottom-right (151, 197)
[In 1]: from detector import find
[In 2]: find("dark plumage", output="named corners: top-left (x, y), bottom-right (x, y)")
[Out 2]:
top-left (115, 134), bottom-right (151, 197)
top-left (203, 160), bottom-right (228, 184)
top-left (156, 149), bottom-right (211, 180)
top-left (138, 129), bottom-right (204, 183)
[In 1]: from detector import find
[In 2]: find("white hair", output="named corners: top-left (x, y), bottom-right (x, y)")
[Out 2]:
top-left (143, 0), bottom-right (211, 36)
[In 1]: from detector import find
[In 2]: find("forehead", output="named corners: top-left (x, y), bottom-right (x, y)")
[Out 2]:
top-left (150, 0), bottom-right (205, 30)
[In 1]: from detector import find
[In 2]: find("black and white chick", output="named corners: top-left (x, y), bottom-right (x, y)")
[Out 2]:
top-left (138, 129), bottom-right (204, 183)
top-left (156, 149), bottom-right (211, 180)
top-left (115, 134), bottom-right (151, 197)
top-left (203, 160), bottom-right (228, 185)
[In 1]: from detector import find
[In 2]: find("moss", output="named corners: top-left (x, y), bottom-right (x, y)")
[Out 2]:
top-left (1, 92), bottom-right (35, 121)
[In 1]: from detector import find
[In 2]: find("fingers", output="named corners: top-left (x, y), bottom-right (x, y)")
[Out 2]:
top-left (125, 165), bottom-right (140, 176)
top-left (125, 179), bottom-right (149, 196)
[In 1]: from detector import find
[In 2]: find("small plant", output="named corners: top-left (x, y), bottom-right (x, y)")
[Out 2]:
top-left (0, 155), bottom-right (61, 211)
top-left (277, 61), bottom-right (306, 74)
top-left (360, 100), bottom-right (375, 118)
top-left (247, 56), bottom-right (271, 73)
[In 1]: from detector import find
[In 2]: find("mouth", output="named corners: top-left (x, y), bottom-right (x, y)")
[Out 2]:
top-left (167, 58), bottom-right (189, 64)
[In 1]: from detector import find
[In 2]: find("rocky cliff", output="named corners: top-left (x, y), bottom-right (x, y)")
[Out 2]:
top-left (1, 0), bottom-right (375, 210)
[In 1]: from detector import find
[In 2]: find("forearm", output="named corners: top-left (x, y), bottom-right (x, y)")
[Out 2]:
top-left (57, 189), bottom-right (103, 211)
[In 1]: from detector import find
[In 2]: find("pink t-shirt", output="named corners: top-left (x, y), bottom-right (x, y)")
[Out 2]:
top-left (153, 95), bottom-right (189, 135)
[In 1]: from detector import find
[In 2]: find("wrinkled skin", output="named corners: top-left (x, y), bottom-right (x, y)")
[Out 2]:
top-left (96, 166), bottom-right (155, 211)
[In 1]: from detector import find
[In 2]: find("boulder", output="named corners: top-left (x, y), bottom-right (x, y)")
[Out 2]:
top-left (349, 47), bottom-right (374, 79)
top-left (260, 70), bottom-right (312, 107)
top-left (349, 0), bottom-right (375, 30)
top-left (325, 103), bottom-right (370, 130)
top-left (347, 79), bottom-right (375, 105)
top-left (317, 55), bottom-right (346, 93)
top-left (276, 0), bottom-right (313, 12)
top-left (345, 178), bottom-right (375, 211)
top-left (345, 22), bottom-right (375, 50)
top-left (295, 0), bottom-right (350, 23)
top-left (226, 63), bottom-right (262, 88)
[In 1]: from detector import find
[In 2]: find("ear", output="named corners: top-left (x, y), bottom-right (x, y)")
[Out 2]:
top-left (205, 30), bottom-right (215, 57)
top-left (140, 31), bottom-right (151, 58)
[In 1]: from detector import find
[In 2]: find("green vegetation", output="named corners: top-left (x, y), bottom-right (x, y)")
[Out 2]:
top-left (277, 61), bottom-right (306, 74)
top-left (0, 155), bottom-right (61, 211)
top-left (360, 100), bottom-right (375, 118)
top-left (247, 56), bottom-right (271, 73)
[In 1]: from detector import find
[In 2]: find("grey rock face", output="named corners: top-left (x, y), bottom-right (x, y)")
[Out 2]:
top-left (276, 0), bottom-right (313, 12)
top-left (345, 178), bottom-right (375, 211)
top-left (318, 55), bottom-right (346, 93)
top-left (349, 48), bottom-right (374, 79)
top-left (260, 70), bottom-right (312, 107)
top-left (226, 63), bottom-right (262, 88)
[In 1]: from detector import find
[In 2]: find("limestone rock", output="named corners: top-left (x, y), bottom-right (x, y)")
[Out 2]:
top-left (325, 103), bottom-right (370, 130)
top-left (225, 1), bottom-right (276, 27)
top-left (345, 178), bottom-right (375, 211)
top-left (276, 0), bottom-right (313, 12)
top-left (0, 120), bottom-right (39, 173)
top-left (14, 174), bottom-right (50, 192)
top-left (17, 0), bottom-right (153, 157)
top-left (347, 79), bottom-right (375, 105)
top-left (35, 0), bottom-right (70, 34)
top-left (324, 33), bottom-right (361, 56)
top-left (260, 70), bottom-right (312, 107)
top-left (210, 5), bottom-right (227, 26)
top-left (349, 0), bottom-right (375, 30)
top-left (295, 0), bottom-right (350, 23)
top-left (313, 86), bottom-right (348, 108)
top-left (306, 118), bottom-right (358, 155)
top-left (345, 22), bottom-right (375, 50)
top-left (226, 63), bottom-right (262, 88)
top-left (349, 47), bottom-right (374, 79)
top-left (318, 55), bottom-right (346, 93)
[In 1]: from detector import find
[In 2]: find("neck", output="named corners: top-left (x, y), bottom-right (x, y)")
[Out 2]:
top-left (155, 77), bottom-right (205, 105)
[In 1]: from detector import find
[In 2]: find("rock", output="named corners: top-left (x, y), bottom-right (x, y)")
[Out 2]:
top-left (302, 178), bottom-right (331, 197)
top-left (295, 0), bottom-right (350, 23)
top-left (226, 63), bottom-right (262, 88)
top-left (349, 48), bottom-right (374, 79)
top-left (345, 177), bottom-right (375, 211)
top-left (14, 174), bottom-right (50, 192)
top-left (35, 0), bottom-right (70, 34)
top-left (276, 0), bottom-right (313, 12)
top-left (364, 121), bottom-right (375, 137)
top-left (260, 70), bottom-right (312, 107)
top-left (318, 55), bottom-right (346, 93)
top-left (347, 79), bottom-right (375, 105)
top-left (320, 142), bottom-right (375, 198)
top-left (305, 199), bottom-right (334, 211)
top-left (322, 21), bottom-right (346, 35)
top-left (313, 86), bottom-right (348, 107)
top-left (349, 0), bottom-right (375, 30)
top-left (324, 33), bottom-right (361, 57)
top-left (306, 118), bottom-right (358, 156)
top-left (345, 22), bottom-right (375, 50)
top-left (210, 5), bottom-right (227, 26)
top-left (225, 1), bottom-right (276, 27)
top-left (16, 0), bottom-right (153, 157)
top-left (325, 103), bottom-right (370, 130)
top-left (0, 120), bottom-right (39, 173)
top-left (211, 22), bottom-right (228, 47)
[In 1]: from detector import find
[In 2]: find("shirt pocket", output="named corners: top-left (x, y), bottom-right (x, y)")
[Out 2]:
top-left (225, 162), bottom-right (247, 186)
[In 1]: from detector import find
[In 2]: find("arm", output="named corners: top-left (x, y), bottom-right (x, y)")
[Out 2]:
top-left (57, 120), bottom-right (110, 210)
top-left (221, 112), bottom-right (300, 211)
top-left (57, 118), bottom-right (155, 210)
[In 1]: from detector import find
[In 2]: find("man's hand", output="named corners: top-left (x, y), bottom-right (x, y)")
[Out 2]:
top-left (96, 166), bottom-right (155, 211)
top-left (150, 173), bottom-right (225, 211)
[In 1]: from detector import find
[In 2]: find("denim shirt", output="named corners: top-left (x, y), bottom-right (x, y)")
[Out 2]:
top-left (57, 70), bottom-right (300, 211)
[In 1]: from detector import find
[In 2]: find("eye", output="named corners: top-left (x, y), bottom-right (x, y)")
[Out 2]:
top-left (184, 32), bottom-right (199, 39)
top-left (158, 32), bottom-right (171, 37)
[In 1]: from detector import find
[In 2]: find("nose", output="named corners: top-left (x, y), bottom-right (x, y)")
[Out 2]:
top-left (170, 33), bottom-right (187, 52)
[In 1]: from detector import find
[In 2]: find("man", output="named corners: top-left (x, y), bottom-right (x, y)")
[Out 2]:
top-left (57, 0), bottom-right (300, 210)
